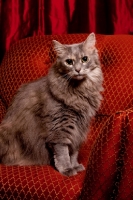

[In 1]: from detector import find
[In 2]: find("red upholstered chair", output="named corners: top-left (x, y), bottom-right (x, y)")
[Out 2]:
top-left (0, 34), bottom-right (133, 199)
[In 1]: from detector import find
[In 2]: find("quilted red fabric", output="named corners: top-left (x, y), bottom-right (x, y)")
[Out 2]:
top-left (0, 34), bottom-right (133, 199)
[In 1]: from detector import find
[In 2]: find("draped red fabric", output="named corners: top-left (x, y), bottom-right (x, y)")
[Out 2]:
top-left (0, 0), bottom-right (133, 63)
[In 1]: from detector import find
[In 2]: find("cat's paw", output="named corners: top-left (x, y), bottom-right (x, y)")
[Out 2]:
top-left (74, 164), bottom-right (85, 173)
top-left (61, 168), bottom-right (77, 176)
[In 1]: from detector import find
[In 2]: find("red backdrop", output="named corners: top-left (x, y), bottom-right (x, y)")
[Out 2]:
top-left (0, 0), bottom-right (133, 63)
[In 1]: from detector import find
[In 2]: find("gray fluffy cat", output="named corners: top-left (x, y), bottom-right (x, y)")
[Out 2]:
top-left (0, 33), bottom-right (103, 176)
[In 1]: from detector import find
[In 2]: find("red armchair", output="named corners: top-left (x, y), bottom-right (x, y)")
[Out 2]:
top-left (0, 34), bottom-right (133, 199)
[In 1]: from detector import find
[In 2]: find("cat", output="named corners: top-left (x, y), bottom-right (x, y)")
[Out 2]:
top-left (0, 33), bottom-right (103, 176)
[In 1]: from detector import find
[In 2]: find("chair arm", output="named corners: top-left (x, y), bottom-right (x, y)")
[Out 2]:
top-left (80, 109), bottom-right (133, 199)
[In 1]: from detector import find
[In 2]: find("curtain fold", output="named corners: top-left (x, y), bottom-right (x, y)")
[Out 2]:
top-left (0, 0), bottom-right (133, 63)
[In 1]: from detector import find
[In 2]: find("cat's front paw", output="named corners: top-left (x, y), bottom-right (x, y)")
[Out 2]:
top-left (61, 168), bottom-right (77, 176)
top-left (74, 164), bottom-right (85, 173)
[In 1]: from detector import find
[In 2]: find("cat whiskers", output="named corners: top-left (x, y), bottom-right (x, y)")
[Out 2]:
top-left (62, 73), bottom-right (72, 83)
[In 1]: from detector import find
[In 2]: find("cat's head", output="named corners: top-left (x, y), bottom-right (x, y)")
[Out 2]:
top-left (53, 33), bottom-right (100, 81)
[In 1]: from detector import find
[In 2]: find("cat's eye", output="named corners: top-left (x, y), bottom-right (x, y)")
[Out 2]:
top-left (81, 56), bottom-right (88, 63)
top-left (65, 59), bottom-right (73, 65)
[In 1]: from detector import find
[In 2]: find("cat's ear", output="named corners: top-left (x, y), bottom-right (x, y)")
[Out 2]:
top-left (52, 40), bottom-right (67, 56)
top-left (83, 32), bottom-right (96, 48)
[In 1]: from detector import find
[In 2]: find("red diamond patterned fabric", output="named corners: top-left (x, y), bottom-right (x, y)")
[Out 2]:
top-left (80, 109), bottom-right (133, 200)
top-left (0, 34), bottom-right (133, 199)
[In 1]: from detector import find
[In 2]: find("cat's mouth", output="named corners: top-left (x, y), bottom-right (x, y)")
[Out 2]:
top-left (72, 74), bottom-right (85, 80)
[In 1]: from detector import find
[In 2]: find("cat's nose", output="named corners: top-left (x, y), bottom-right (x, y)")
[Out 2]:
top-left (75, 67), bottom-right (81, 73)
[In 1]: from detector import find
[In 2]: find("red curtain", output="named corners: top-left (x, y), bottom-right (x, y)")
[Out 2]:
top-left (0, 0), bottom-right (133, 63)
